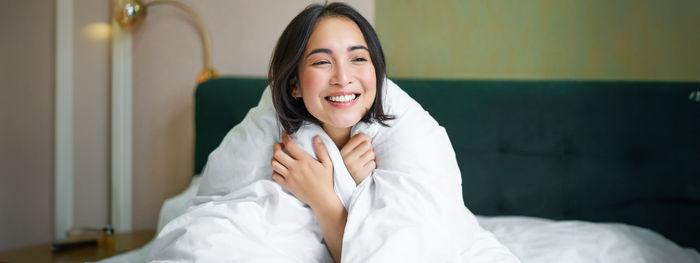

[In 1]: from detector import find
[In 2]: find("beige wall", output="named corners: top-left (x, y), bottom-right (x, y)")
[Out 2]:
top-left (376, 0), bottom-right (700, 81)
top-left (0, 0), bottom-right (55, 251)
top-left (131, 0), bottom-right (375, 230)
top-left (73, 0), bottom-right (111, 229)
top-left (0, 0), bottom-right (111, 251)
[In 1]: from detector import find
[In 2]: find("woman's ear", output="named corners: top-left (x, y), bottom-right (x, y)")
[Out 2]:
top-left (290, 78), bottom-right (301, 99)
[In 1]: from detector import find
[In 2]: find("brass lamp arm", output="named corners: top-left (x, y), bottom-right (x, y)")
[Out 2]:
top-left (114, 0), bottom-right (219, 83)
top-left (145, 0), bottom-right (212, 73)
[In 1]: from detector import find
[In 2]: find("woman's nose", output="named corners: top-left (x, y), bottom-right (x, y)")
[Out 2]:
top-left (330, 62), bottom-right (351, 87)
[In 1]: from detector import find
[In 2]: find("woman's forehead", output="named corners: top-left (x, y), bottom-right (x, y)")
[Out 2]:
top-left (305, 16), bottom-right (367, 53)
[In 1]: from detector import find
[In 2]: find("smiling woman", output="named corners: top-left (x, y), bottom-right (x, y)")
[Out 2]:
top-left (267, 4), bottom-right (392, 262)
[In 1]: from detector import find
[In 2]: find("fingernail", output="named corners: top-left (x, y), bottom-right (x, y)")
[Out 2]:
top-left (314, 136), bottom-right (321, 144)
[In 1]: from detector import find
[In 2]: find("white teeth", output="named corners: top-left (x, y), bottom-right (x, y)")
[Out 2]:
top-left (327, 94), bottom-right (356, 102)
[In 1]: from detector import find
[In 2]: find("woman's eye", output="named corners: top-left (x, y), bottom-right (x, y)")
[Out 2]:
top-left (312, 61), bottom-right (329, 66)
top-left (352, 57), bottom-right (368, 62)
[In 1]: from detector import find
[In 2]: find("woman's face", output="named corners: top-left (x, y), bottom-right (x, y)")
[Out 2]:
top-left (293, 16), bottom-right (377, 130)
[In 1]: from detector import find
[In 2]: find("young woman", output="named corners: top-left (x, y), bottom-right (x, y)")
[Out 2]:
top-left (267, 3), bottom-right (391, 262)
top-left (147, 2), bottom-right (517, 262)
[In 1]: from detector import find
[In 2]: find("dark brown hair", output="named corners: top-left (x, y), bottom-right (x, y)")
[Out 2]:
top-left (268, 2), bottom-right (393, 134)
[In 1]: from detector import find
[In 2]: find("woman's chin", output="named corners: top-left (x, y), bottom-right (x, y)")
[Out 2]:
top-left (325, 118), bottom-right (362, 130)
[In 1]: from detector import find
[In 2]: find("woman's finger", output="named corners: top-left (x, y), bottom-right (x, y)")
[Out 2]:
top-left (273, 143), bottom-right (296, 165)
top-left (340, 133), bottom-right (370, 156)
top-left (344, 141), bottom-right (372, 164)
top-left (353, 140), bottom-right (372, 158)
top-left (358, 149), bottom-right (375, 166)
top-left (273, 142), bottom-right (282, 152)
top-left (272, 171), bottom-right (286, 185)
top-left (313, 136), bottom-right (332, 166)
top-left (282, 132), bottom-right (310, 161)
top-left (270, 159), bottom-right (289, 176)
top-left (365, 160), bottom-right (377, 170)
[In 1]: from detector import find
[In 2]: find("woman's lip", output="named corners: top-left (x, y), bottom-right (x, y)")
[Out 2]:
top-left (327, 99), bottom-right (357, 108)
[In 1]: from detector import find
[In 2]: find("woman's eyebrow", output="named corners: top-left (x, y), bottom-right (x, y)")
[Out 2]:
top-left (306, 48), bottom-right (331, 58)
top-left (305, 45), bottom-right (369, 58)
top-left (348, 45), bottom-right (368, 52)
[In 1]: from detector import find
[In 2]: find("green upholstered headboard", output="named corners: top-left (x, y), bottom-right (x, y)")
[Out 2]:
top-left (194, 77), bottom-right (700, 249)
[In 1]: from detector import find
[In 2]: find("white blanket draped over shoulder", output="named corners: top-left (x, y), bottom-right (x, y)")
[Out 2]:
top-left (147, 79), bottom-right (520, 262)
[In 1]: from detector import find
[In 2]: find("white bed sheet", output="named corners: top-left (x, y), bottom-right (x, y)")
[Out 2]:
top-left (478, 216), bottom-right (700, 263)
top-left (97, 177), bottom-right (699, 263)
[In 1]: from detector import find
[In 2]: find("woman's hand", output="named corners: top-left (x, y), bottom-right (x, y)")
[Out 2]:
top-left (270, 131), bottom-right (336, 210)
top-left (340, 133), bottom-right (376, 185)
top-left (270, 131), bottom-right (348, 263)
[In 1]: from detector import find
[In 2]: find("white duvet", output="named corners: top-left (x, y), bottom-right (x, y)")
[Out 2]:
top-left (145, 79), bottom-right (519, 262)
top-left (98, 177), bottom-right (700, 263)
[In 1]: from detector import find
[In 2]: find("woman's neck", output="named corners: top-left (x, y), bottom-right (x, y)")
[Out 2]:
top-left (322, 124), bottom-right (351, 149)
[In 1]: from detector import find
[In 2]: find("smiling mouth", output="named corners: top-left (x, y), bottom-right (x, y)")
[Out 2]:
top-left (325, 93), bottom-right (360, 103)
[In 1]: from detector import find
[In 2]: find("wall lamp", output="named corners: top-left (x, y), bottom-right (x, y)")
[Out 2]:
top-left (113, 0), bottom-right (219, 83)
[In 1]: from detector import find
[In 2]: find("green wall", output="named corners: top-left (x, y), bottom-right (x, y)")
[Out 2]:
top-left (376, 0), bottom-right (700, 81)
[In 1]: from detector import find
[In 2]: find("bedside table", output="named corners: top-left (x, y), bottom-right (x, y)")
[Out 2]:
top-left (0, 230), bottom-right (155, 263)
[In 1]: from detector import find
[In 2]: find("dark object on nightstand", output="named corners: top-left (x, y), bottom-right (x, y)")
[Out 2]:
top-left (51, 239), bottom-right (97, 253)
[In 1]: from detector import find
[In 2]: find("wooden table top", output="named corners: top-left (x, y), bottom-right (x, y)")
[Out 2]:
top-left (0, 230), bottom-right (155, 263)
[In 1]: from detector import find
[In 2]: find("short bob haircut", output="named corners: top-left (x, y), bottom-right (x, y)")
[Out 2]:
top-left (269, 2), bottom-right (393, 134)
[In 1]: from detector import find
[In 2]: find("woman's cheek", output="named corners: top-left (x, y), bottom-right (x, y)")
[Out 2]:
top-left (357, 66), bottom-right (376, 95)
top-left (301, 67), bottom-right (329, 90)
top-left (356, 65), bottom-right (375, 85)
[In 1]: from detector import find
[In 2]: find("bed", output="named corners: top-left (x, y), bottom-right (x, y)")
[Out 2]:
top-left (100, 77), bottom-right (700, 262)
